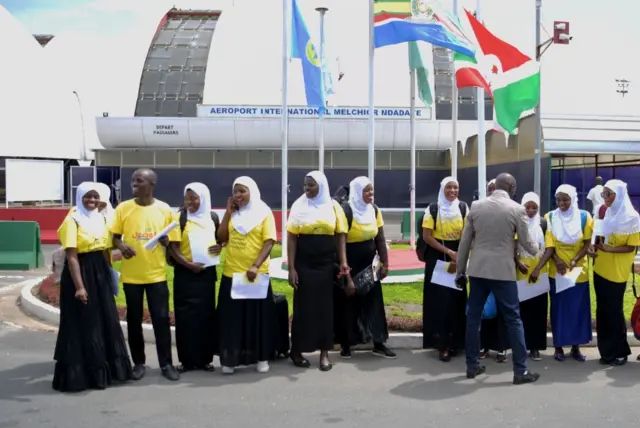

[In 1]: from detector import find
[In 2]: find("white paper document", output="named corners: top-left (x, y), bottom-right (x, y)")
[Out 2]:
top-left (143, 221), bottom-right (179, 250)
top-left (372, 255), bottom-right (382, 281)
top-left (517, 273), bottom-right (550, 302)
top-left (554, 267), bottom-right (583, 294)
top-left (430, 260), bottom-right (461, 291)
top-left (231, 273), bottom-right (270, 300)
top-left (188, 232), bottom-right (219, 267)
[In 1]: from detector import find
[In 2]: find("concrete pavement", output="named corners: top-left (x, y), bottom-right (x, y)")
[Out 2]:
top-left (0, 245), bottom-right (57, 290)
top-left (1, 320), bottom-right (640, 428)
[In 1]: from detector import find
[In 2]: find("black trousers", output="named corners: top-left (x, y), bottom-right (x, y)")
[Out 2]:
top-left (123, 282), bottom-right (173, 367)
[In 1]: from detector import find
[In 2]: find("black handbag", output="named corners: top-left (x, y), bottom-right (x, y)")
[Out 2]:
top-left (351, 264), bottom-right (381, 296)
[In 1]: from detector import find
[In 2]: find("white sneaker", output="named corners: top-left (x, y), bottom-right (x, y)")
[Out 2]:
top-left (222, 366), bottom-right (235, 374)
top-left (256, 361), bottom-right (270, 373)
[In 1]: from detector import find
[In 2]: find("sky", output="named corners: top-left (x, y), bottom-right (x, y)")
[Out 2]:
top-left (4, 0), bottom-right (640, 117)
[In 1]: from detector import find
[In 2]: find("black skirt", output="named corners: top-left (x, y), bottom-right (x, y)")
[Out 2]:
top-left (594, 273), bottom-right (631, 361)
top-left (53, 251), bottom-right (133, 392)
top-left (217, 275), bottom-right (274, 367)
top-left (334, 239), bottom-right (389, 347)
top-left (481, 311), bottom-right (510, 352)
top-left (173, 264), bottom-right (217, 368)
top-left (291, 234), bottom-right (336, 353)
top-left (422, 240), bottom-right (467, 350)
top-left (520, 293), bottom-right (548, 351)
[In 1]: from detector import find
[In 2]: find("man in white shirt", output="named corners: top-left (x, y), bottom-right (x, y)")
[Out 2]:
top-left (586, 176), bottom-right (604, 216)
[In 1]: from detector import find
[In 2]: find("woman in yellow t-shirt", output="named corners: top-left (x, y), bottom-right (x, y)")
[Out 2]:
top-left (591, 179), bottom-right (639, 365)
top-left (287, 170), bottom-right (349, 371)
top-left (53, 182), bottom-right (133, 392)
top-left (216, 176), bottom-right (276, 375)
top-left (333, 176), bottom-right (396, 360)
top-left (421, 176), bottom-right (468, 362)
top-left (543, 184), bottom-right (593, 362)
top-left (515, 192), bottom-right (549, 361)
top-left (168, 182), bottom-right (221, 373)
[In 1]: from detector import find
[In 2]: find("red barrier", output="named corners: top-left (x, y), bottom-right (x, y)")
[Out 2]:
top-left (0, 208), bottom-right (291, 244)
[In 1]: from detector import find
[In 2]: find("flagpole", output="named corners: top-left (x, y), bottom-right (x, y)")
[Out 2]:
top-left (409, 68), bottom-right (417, 250)
top-left (476, 0), bottom-right (487, 199)
top-left (450, 0), bottom-right (459, 179)
top-left (367, 0), bottom-right (375, 183)
top-left (281, 0), bottom-right (290, 256)
top-left (533, 0), bottom-right (542, 196)
top-left (316, 6), bottom-right (328, 173)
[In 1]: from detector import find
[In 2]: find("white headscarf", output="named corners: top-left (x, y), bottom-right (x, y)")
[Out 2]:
top-left (288, 170), bottom-right (336, 227)
top-left (487, 178), bottom-right (496, 195)
top-left (184, 182), bottom-right (215, 231)
top-left (551, 184), bottom-right (582, 244)
top-left (95, 182), bottom-right (114, 223)
top-left (71, 182), bottom-right (106, 238)
top-left (432, 176), bottom-right (461, 220)
top-left (349, 176), bottom-right (376, 225)
top-left (601, 179), bottom-right (640, 236)
top-left (231, 176), bottom-right (272, 235)
top-left (520, 191), bottom-right (545, 255)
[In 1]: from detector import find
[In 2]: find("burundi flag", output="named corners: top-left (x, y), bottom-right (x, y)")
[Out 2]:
top-left (455, 10), bottom-right (540, 134)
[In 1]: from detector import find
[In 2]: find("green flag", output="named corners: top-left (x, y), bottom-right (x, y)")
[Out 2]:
top-left (408, 41), bottom-right (433, 107)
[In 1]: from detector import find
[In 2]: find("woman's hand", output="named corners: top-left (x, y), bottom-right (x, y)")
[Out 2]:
top-left (75, 288), bottom-right (88, 304)
top-left (246, 265), bottom-right (259, 282)
top-left (529, 268), bottom-right (540, 284)
top-left (288, 269), bottom-right (299, 290)
top-left (569, 259), bottom-right (577, 270)
top-left (208, 244), bottom-right (222, 255)
top-left (119, 244), bottom-right (136, 259)
top-left (447, 249), bottom-right (457, 262)
top-left (226, 197), bottom-right (238, 214)
top-left (339, 263), bottom-right (351, 277)
top-left (380, 265), bottom-right (389, 280)
top-left (189, 262), bottom-right (205, 274)
top-left (555, 259), bottom-right (568, 276)
top-left (587, 244), bottom-right (598, 257)
top-left (447, 262), bottom-right (457, 274)
top-left (517, 261), bottom-right (529, 275)
top-left (596, 243), bottom-right (611, 252)
top-left (345, 278), bottom-right (356, 297)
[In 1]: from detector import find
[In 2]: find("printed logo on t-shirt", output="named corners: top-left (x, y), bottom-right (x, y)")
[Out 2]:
top-left (133, 228), bottom-right (155, 242)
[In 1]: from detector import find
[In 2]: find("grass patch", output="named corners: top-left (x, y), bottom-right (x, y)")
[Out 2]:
top-left (110, 244), bottom-right (639, 322)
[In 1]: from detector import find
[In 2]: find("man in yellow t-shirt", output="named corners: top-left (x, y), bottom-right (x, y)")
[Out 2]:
top-left (111, 169), bottom-right (181, 382)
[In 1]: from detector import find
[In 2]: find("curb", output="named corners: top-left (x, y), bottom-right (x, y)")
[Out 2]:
top-left (18, 279), bottom-right (640, 349)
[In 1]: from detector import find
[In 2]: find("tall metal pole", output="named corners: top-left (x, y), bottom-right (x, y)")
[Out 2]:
top-left (367, 0), bottom-right (376, 184)
top-left (450, 0), bottom-right (459, 179)
top-left (72, 91), bottom-right (87, 160)
top-left (476, 0), bottom-right (487, 199)
top-left (281, 0), bottom-right (290, 256)
top-left (533, 0), bottom-right (542, 196)
top-left (316, 7), bottom-right (328, 173)
top-left (409, 68), bottom-right (417, 249)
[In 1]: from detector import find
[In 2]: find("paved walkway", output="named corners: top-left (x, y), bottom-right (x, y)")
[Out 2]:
top-left (1, 319), bottom-right (640, 428)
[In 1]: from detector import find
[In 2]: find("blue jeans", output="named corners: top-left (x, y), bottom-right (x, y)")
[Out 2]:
top-left (465, 277), bottom-right (528, 376)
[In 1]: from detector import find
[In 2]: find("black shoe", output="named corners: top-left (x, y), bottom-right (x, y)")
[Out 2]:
top-left (372, 345), bottom-right (397, 359)
top-left (132, 364), bottom-right (146, 381)
top-left (161, 365), bottom-right (180, 381)
top-left (466, 365), bottom-right (486, 379)
top-left (340, 347), bottom-right (352, 359)
top-left (529, 350), bottom-right (542, 361)
top-left (496, 351), bottom-right (508, 363)
top-left (513, 371), bottom-right (540, 385)
top-left (610, 357), bottom-right (628, 366)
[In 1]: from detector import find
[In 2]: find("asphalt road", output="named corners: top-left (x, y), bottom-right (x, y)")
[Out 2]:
top-left (1, 322), bottom-right (640, 428)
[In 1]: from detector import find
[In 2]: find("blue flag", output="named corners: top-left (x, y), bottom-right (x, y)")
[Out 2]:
top-left (291, 0), bottom-right (327, 114)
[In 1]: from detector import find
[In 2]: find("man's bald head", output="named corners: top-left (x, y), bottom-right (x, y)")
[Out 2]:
top-left (494, 173), bottom-right (517, 197)
top-left (595, 176), bottom-right (603, 185)
top-left (133, 168), bottom-right (157, 186)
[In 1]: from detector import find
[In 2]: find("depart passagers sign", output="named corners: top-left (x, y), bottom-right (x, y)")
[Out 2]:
top-left (197, 105), bottom-right (431, 120)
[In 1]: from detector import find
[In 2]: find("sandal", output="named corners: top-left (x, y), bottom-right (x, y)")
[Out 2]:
top-left (439, 350), bottom-right (451, 362)
top-left (554, 348), bottom-right (565, 362)
top-left (290, 355), bottom-right (310, 368)
top-left (319, 360), bottom-right (333, 372)
top-left (176, 364), bottom-right (193, 373)
top-left (570, 347), bottom-right (586, 362)
top-left (202, 363), bottom-right (215, 372)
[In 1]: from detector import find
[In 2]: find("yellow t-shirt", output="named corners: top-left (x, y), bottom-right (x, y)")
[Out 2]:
top-left (422, 210), bottom-right (465, 241)
top-left (58, 216), bottom-right (110, 253)
top-left (516, 255), bottom-right (549, 281)
top-left (593, 232), bottom-right (640, 283)
top-left (286, 200), bottom-right (349, 236)
top-left (344, 208), bottom-right (384, 243)
top-left (223, 213), bottom-right (277, 277)
top-left (174, 215), bottom-right (218, 263)
top-left (110, 199), bottom-right (180, 284)
top-left (544, 212), bottom-right (593, 282)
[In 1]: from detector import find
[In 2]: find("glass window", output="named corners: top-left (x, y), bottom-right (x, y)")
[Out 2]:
top-left (163, 71), bottom-right (184, 95)
top-left (183, 20), bottom-right (202, 30)
top-left (158, 99), bottom-right (181, 116)
top-left (203, 20), bottom-right (217, 30)
top-left (135, 99), bottom-right (159, 117)
top-left (154, 30), bottom-right (175, 46)
top-left (139, 71), bottom-right (163, 95)
top-left (180, 101), bottom-right (198, 117)
top-left (166, 20), bottom-right (181, 30)
top-left (458, 102), bottom-right (477, 120)
top-left (435, 102), bottom-right (452, 120)
top-left (168, 48), bottom-right (189, 67)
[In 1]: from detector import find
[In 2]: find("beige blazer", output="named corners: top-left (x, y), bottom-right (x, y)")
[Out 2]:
top-left (456, 190), bottom-right (539, 281)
